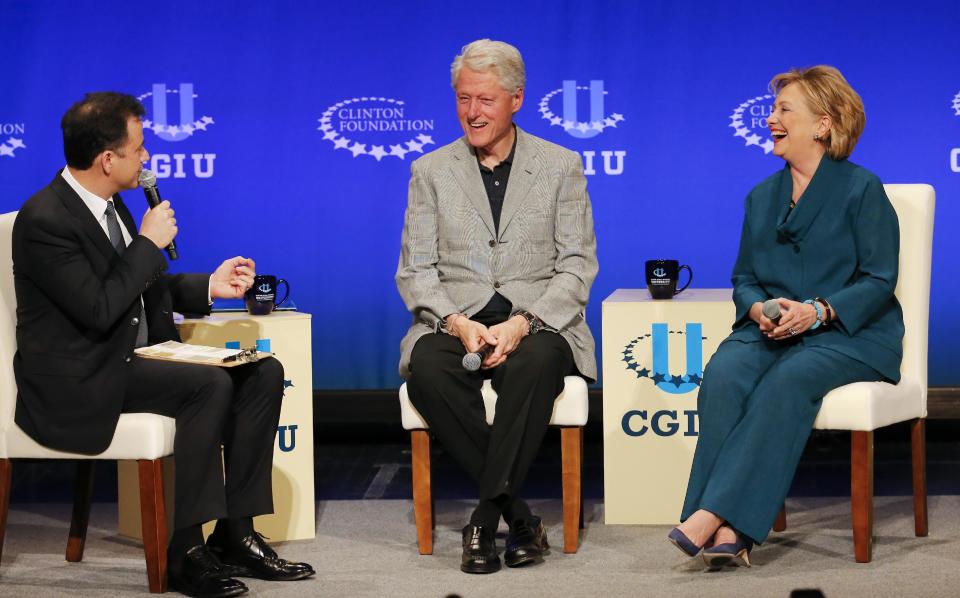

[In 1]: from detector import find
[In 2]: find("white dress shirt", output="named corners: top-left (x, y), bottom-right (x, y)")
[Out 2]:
top-left (61, 166), bottom-right (135, 245)
top-left (60, 167), bottom-right (214, 304)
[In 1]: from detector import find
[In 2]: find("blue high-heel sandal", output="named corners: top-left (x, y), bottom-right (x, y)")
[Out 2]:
top-left (702, 529), bottom-right (754, 568)
top-left (667, 527), bottom-right (703, 557)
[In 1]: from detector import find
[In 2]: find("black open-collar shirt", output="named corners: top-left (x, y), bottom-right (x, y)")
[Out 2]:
top-left (472, 128), bottom-right (519, 326)
top-left (476, 129), bottom-right (518, 235)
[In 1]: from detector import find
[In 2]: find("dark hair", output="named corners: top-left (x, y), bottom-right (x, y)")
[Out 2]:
top-left (61, 92), bottom-right (146, 169)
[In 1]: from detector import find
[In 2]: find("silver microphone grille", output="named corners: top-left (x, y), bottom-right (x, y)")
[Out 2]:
top-left (762, 299), bottom-right (781, 320)
top-left (138, 169), bottom-right (157, 188)
top-left (462, 352), bottom-right (483, 372)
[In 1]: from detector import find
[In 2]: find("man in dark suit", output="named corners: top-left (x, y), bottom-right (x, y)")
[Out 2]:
top-left (12, 92), bottom-right (313, 598)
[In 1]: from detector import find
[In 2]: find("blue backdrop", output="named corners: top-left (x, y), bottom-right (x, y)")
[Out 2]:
top-left (1, 0), bottom-right (958, 389)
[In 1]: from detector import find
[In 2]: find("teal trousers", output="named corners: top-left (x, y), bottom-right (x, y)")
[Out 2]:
top-left (680, 337), bottom-right (881, 543)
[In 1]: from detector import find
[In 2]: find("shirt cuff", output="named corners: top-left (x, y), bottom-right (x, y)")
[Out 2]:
top-left (207, 275), bottom-right (213, 305)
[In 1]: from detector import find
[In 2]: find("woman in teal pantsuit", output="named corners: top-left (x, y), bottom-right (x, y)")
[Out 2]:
top-left (668, 66), bottom-right (904, 568)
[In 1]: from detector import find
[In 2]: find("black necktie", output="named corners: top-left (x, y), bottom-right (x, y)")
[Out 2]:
top-left (105, 202), bottom-right (148, 347)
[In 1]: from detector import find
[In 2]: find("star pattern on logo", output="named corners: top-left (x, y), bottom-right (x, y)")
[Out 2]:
top-left (953, 91), bottom-right (960, 116)
top-left (621, 331), bottom-right (705, 390)
top-left (137, 89), bottom-right (214, 139)
top-left (729, 94), bottom-right (774, 154)
top-left (0, 137), bottom-right (25, 158)
top-left (538, 87), bottom-right (624, 134)
top-left (283, 379), bottom-right (295, 389)
top-left (318, 97), bottom-right (433, 161)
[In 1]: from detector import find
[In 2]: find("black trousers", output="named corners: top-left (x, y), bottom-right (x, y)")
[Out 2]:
top-left (407, 332), bottom-right (575, 502)
top-left (122, 356), bottom-right (284, 530)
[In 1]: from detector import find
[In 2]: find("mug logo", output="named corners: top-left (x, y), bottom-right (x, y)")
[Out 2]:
top-left (622, 323), bottom-right (705, 395)
top-left (539, 80), bottom-right (625, 139)
top-left (730, 94), bottom-right (775, 154)
top-left (139, 83), bottom-right (215, 142)
top-left (257, 283), bottom-right (272, 293)
top-left (653, 267), bottom-right (667, 278)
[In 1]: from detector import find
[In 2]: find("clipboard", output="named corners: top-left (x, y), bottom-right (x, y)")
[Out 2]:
top-left (134, 341), bottom-right (273, 367)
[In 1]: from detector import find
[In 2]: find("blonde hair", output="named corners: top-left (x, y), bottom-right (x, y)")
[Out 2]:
top-left (769, 65), bottom-right (865, 160)
top-left (450, 39), bottom-right (525, 94)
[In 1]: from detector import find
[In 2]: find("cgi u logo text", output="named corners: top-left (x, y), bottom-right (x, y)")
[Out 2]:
top-left (562, 80), bottom-right (605, 140)
top-left (622, 409), bottom-right (698, 437)
top-left (151, 83), bottom-right (196, 142)
top-left (277, 425), bottom-right (298, 452)
top-left (651, 323), bottom-right (703, 395)
top-left (653, 267), bottom-right (667, 278)
top-left (620, 322), bottom-right (704, 437)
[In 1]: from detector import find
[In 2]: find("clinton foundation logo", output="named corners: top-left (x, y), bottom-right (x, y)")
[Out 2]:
top-left (318, 96), bottom-right (435, 162)
top-left (538, 79), bottom-right (626, 176)
top-left (138, 83), bottom-right (216, 179)
top-left (0, 122), bottom-right (26, 158)
top-left (620, 323), bottom-right (704, 438)
top-left (730, 94), bottom-right (775, 154)
top-left (951, 91), bottom-right (960, 173)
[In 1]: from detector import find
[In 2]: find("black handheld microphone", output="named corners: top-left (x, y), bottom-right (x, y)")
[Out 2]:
top-left (462, 345), bottom-right (494, 372)
top-left (138, 169), bottom-right (178, 260)
top-left (762, 299), bottom-right (782, 324)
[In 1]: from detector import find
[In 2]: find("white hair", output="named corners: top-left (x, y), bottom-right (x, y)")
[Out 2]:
top-left (450, 39), bottom-right (525, 94)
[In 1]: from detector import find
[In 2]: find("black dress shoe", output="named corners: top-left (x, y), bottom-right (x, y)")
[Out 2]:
top-left (168, 544), bottom-right (248, 598)
top-left (207, 530), bottom-right (316, 581)
top-left (461, 524), bottom-right (500, 574)
top-left (505, 516), bottom-right (549, 568)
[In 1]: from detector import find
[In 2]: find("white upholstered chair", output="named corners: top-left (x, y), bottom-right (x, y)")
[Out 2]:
top-left (0, 211), bottom-right (176, 592)
top-left (399, 375), bottom-right (588, 554)
top-left (773, 184), bottom-right (935, 563)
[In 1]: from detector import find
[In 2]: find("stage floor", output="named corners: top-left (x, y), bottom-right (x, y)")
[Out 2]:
top-left (0, 496), bottom-right (956, 597)
top-left (3, 418), bottom-right (958, 596)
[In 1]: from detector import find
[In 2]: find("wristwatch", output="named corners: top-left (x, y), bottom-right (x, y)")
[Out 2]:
top-left (513, 310), bottom-right (545, 335)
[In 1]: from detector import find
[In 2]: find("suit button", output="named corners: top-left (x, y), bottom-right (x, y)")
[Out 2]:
top-left (494, 281), bottom-right (501, 288)
top-left (489, 240), bottom-right (496, 247)
top-left (124, 356), bottom-right (131, 363)
top-left (131, 317), bottom-right (140, 326)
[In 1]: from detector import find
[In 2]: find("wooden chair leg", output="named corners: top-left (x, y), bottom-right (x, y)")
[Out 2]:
top-left (138, 459), bottom-right (168, 593)
top-left (66, 461), bottom-right (95, 562)
top-left (561, 426), bottom-right (582, 554)
top-left (911, 418), bottom-right (928, 537)
top-left (773, 505), bottom-right (787, 532)
top-left (851, 431), bottom-right (874, 563)
top-left (0, 459), bottom-right (11, 566)
top-left (411, 430), bottom-right (433, 555)
top-left (578, 426), bottom-right (585, 530)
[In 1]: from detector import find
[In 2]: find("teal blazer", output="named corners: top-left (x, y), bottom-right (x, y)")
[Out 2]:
top-left (727, 156), bottom-right (904, 382)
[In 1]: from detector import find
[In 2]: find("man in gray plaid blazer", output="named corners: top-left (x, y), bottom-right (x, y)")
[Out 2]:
top-left (396, 39), bottom-right (598, 574)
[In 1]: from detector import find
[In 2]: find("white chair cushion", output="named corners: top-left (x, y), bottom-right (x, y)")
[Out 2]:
top-left (1, 210), bottom-right (176, 461)
top-left (812, 186), bottom-right (933, 434)
top-left (2, 413), bottom-right (175, 460)
top-left (813, 377), bottom-right (925, 432)
top-left (399, 375), bottom-right (588, 430)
